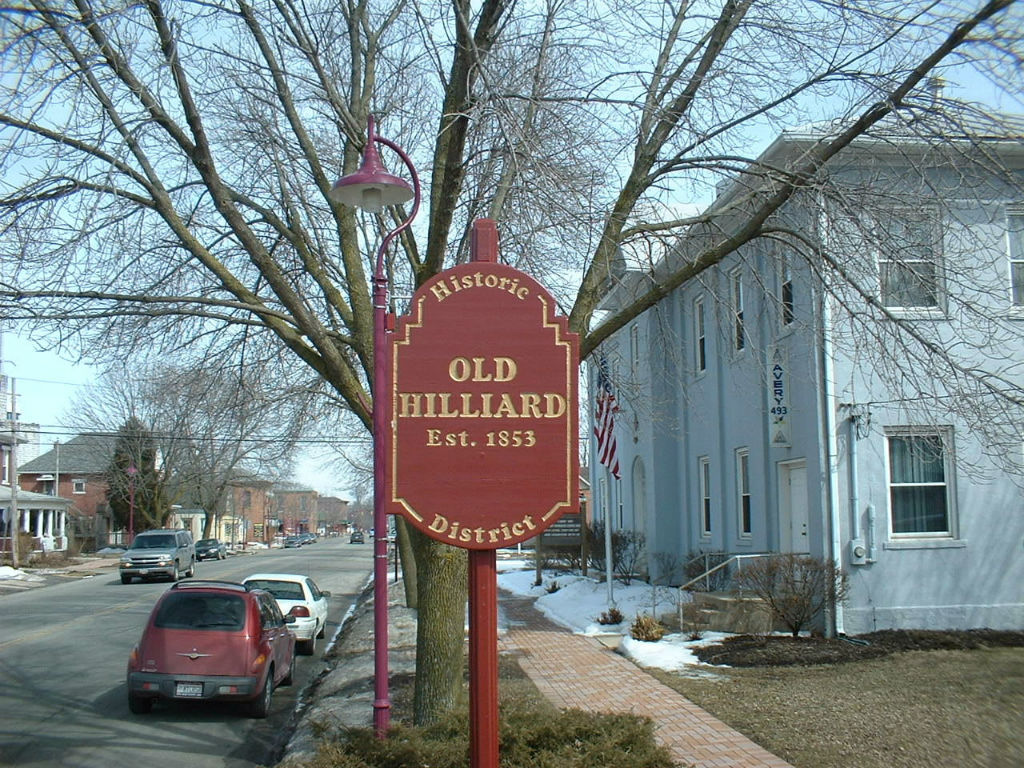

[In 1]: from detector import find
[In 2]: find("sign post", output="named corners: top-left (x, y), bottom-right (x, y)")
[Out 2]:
top-left (389, 219), bottom-right (579, 767)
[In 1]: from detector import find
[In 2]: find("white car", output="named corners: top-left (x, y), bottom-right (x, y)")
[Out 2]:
top-left (241, 573), bottom-right (330, 655)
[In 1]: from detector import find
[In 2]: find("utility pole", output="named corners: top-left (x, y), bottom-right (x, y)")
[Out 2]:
top-left (10, 378), bottom-right (19, 569)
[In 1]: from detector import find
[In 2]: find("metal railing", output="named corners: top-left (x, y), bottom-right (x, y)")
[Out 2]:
top-left (677, 552), bottom-right (792, 631)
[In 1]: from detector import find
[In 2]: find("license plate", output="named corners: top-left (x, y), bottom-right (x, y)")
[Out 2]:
top-left (175, 682), bottom-right (203, 698)
top-left (138, 569), bottom-right (149, 575)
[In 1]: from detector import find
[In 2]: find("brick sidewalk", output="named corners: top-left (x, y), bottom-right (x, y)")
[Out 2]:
top-left (499, 594), bottom-right (794, 768)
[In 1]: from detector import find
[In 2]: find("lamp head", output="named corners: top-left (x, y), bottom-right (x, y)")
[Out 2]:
top-left (330, 142), bottom-right (414, 213)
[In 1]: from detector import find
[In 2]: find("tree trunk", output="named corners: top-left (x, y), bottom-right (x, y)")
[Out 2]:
top-left (411, 529), bottom-right (467, 725)
top-left (395, 516), bottom-right (417, 609)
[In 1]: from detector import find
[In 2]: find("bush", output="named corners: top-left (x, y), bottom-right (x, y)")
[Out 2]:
top-left (629, 614), bottom-right (666, 642)
top-left (297, 699), bottom-right (675, 768)
top-left (732, 554), bottom-right (849, 636)
top-left (587, 523), bottom-right (647, 586)
top-left (598, 607), bottom-right (624, 625)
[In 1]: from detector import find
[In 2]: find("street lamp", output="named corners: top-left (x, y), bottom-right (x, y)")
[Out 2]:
top-left (330, 114), bottom-right (420, 737)
top-left (126, 464), bottom-right (138, 544)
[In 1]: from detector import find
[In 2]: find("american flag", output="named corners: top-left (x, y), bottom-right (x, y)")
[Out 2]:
top-left (594, 355), bottom-right (620, 479)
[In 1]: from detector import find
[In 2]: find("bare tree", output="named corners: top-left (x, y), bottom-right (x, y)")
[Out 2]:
top-left (71, 362), bottom-right (313, 535)
top-left (1, 0), bottom-right (1019, 724)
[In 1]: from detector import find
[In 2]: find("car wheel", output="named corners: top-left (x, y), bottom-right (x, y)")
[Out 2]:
top-left (317, 621), bottom-right (326, 639)
top-left (300, 635), bottom-right (316, 656)
top-left (169, 563), bottom-right (179, 582)
top-left (281, 652), bottom-right (295, 687)
top-left (186, 559), bottom-right (195, 578)
top-left (128, 693), bottom-right (153, 715)
top-left (120, 575), bottom-right (132, 585)
top-left (248, 669), bottom-right (273, 718)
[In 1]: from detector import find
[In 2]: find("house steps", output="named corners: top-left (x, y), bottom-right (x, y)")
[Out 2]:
top-left (681, 591), bottom-right (776, 634)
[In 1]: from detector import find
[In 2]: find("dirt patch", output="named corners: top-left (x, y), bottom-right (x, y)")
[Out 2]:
top-left (693, 629), bottom-right (1024, 667)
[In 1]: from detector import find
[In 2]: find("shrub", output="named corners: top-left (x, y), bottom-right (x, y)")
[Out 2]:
top-left (733, 554), bottom-right (849, 636)
top-left (614, 530), bottom-right (645, 585)
top-left (299, 699), bottom-right (675, 768)
top-left (630, 614), bottom-right (666, 642)
top-left (587, 523), bottom-right (647, 586)
top-left (598, 608), bottom-right (624, 625)
top-left (545, 580), bottom-right (560, 594)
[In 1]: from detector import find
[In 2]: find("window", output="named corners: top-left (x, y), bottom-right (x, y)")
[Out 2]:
top-left (629, 324), bottom-right (640, 378)
top-left (698, 457), bottom-right (712, 536)
top-left (779, 250), bottom-right (794, 327)
top-left (736, 449), bottom-right (752, 537)
top-left (72, 479), bottom-right (86, 494)
top-left (878, 210), bottom-right (941, 308)
top-left (730, 268), bottom-right (745, 350)
top-left (1008, 210), bottom-right (1024, 306)
top-left (887, 430), bottom-right (952, 536)
top-left (694, 296), bottom-right (707, 372)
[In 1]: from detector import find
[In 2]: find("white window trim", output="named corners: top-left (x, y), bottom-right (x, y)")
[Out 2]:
top-left (694, 295), bottom-right (707, 374)
top-left (1006, 206), bottom-right (1024, 310)
top-left (730, 267), bottom-right (745, 353)
top-left (875, 206), bottom-right (946, 316)
top-left (779, 248), bottom-right (795, 331)
top-left (883, 426), bottom-right (957, 540)
top-left (629, 324), bottom-right (640, 379)
top-left (72, 478), bottom-right (86, 494)
top-left (735, 448), bottom-right (752, 539)
top-left (698, 456), bottom-right (712, 538)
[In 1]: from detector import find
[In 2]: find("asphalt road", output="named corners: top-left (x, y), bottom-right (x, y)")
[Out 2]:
top-left (0, 538), bottom-right (372, 768)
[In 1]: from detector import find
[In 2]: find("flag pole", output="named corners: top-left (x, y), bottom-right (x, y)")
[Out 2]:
top-left (605, 473), bottom-right (615, 609)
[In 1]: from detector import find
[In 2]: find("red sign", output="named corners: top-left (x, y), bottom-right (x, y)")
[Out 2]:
top-left (388, 260), bottom-right (579, 549)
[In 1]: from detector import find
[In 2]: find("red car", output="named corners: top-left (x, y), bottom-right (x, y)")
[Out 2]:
top-left (126, 580), bottom-right (297, 717)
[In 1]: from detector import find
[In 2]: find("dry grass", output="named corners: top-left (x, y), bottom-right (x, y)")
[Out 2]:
top-left (648, 646), bottom-right (1024, 768)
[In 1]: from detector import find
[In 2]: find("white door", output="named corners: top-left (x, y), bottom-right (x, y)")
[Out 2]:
top-left (779, 461), bottom-right (809, 553)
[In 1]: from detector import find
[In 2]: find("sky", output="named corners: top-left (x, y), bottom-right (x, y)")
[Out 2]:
top-left (2, 330), bottom-right (353, 498)
top-left (496, 558), bottom-right (732, 676)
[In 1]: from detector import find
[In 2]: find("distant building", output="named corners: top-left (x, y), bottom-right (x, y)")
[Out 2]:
top-left (272, 482), bottom-right (319, 535)
top-left (17, 434), bottom-right (117, 551)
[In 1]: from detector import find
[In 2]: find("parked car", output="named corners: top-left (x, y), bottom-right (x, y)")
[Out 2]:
top-left (241, 573), bottom-right (330, 655)
top-left (119, 529), bottom-right (196, 584)
top-left (297, 531), bottom-right (317, 545)
top-left (283, 535), bottom-right (302, 548)
top-left (195, 538), bottom-right (227, 561)
top-left (349, 530), bottom-right (364, 544)
top-left (126, 580), bottom-right (296, 717)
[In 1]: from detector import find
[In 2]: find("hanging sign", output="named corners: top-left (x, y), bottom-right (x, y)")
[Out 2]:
top-left (388, 258), bottom-right (579, 549)
top-left (768, 345), bottom-right (791, 447)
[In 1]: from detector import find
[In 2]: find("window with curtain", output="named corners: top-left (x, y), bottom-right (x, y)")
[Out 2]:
top-left (887, 432), bottom-right (951, 535)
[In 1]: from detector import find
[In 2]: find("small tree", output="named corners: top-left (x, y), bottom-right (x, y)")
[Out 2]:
top-left (107, 419), bottom-right (169, 533)
top-left (614, 530), bottom-right (645, 586)
top-left (733, 554), bottom-right (849, 637)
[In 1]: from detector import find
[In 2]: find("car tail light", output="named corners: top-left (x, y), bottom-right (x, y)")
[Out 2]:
top-left (251, 652), bottom-right (268, 672)
top-left (290, 606), bottom-right (311, 618)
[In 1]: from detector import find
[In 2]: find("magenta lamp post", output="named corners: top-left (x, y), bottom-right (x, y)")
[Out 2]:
top-left (330, 115), bottom-right (420, 737)
top-left (126, 464), bottom-right (138, 544)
